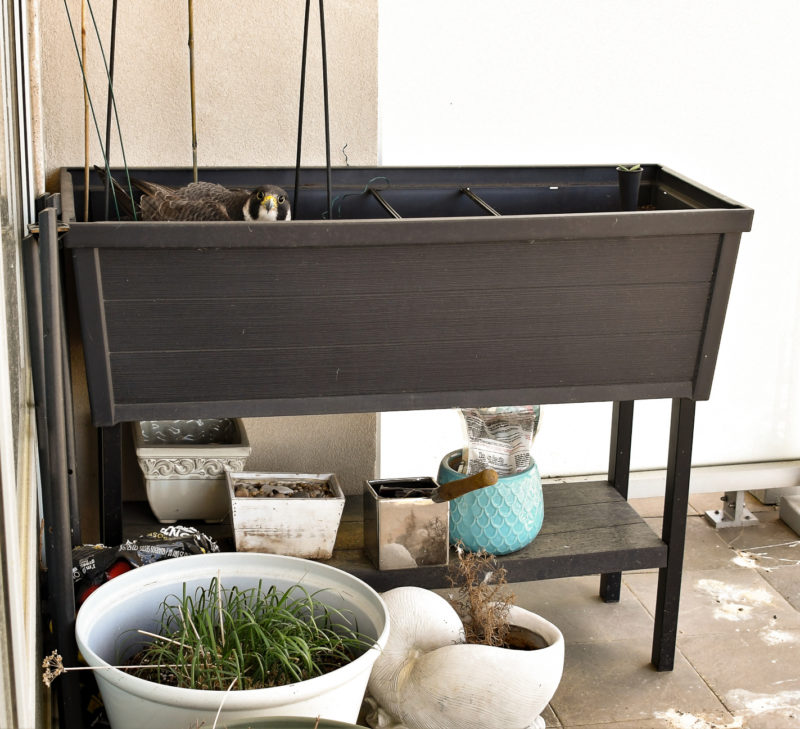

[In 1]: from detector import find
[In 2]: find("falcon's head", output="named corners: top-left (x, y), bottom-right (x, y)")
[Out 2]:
top-left (245, 185), bottom-right (292, 221)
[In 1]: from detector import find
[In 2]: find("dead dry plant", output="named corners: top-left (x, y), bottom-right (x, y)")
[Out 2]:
top-left (447, 542), bottom-right (516, 647)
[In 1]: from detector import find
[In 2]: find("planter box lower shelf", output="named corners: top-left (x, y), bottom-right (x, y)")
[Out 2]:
top-left (121, 480), bottom-right (666, 592)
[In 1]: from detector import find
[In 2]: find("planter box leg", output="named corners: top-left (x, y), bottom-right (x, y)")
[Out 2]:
top-left (600, 401), bottom-right (634, 603)
top-left (100, 424), bottom-right (123, 546)
top-left (652, 397), bottom-right (695, 671)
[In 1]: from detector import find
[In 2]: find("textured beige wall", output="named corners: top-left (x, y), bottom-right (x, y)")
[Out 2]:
top-left (41, 0), bottom-right (378, 179)
top-left (39, 1), bottom-right (379, 540)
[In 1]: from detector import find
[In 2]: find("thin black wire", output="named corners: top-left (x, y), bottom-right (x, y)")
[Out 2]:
top-left (318, 0), bottom-right (332, 221)
top-left (293, 0), bottom-right (332, 221)
top-left (102, 0), bottom-right (118, 220)
top-left (62, 0), bottom-right (115, 220)
top-left (293, 0), bottom-right (312, 219)
top-left (86, 0), bottom-right (136, 220)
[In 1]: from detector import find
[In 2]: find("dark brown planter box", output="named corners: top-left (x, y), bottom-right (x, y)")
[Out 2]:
top-left (60, 165), bottom-right (753, 427)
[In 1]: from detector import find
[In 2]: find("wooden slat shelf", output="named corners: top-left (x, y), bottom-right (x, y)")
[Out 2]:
top-left (122, 481), bottom-right (667, 593)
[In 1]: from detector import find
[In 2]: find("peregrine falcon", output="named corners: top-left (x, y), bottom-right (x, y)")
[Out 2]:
top-left (95, 167), bottom-right (291, 222)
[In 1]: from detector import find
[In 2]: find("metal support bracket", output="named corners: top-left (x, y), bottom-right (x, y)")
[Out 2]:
top-left (705, 490), bottom-right (759, 528)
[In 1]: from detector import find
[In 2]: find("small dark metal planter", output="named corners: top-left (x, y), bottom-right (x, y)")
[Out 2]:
top-left (53, 163), bottom-right (752, 673)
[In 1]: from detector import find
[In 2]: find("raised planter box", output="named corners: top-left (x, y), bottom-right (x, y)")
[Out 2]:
top-left (53, 164), bottom-right (753, 672)
top-left (60, 164), bottom-right (753, 426)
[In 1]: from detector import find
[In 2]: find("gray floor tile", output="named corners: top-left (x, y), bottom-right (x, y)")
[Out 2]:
top-left (638, 514), bottom-right (740, 572)
top-left (630, 496), bottom-right (699, 519)
top-left (681, 516), bottom-right (741, 571)
top-left (761, 564), bottom-right (800, 612)
top-left (715, 516), bottom-right (799, 558)
top-left (625, 567), bottom-right (800, 638)
top-left (562, 715), bottom-right (743, 729)
top-left (512, 575), bottom-right (655, 645)
top-left (680, 630), bottom-right (800, 728)
top-left (549, 638), bottom-right (734, 727)
top-left (541, 703), bottom-right (562, 727)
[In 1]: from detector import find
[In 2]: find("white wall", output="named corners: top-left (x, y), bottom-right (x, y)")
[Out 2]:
top-left (377, 0), bottom-right (800, 482)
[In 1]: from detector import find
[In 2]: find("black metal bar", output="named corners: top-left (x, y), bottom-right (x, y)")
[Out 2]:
top-left (318, 0), bottom-right (332, 221)
top-left (60, 288), bottom-right (81, 546)
top-left (652, 397), bottom-right (695, 671)
top-left (368, 187), bottom-right (401, 219)
top-left (293, 0), bottom-right (312, 218)
top-left (21, 233), bottom-right (51, 532)
top-left (102, 0), bottom-right (118, 220)
top-left (600, 400), bottom-right (635, 603)
top-left (39, 207), bottom-right (83, 729)
top-left (100, 424), bottom-right (123, 547)
top-left (461, 186), bottom-right (501, 216)
top-left (609, 401), bottom-right (634, 497)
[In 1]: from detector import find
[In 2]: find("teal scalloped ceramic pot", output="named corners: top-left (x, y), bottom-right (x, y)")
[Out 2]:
top-left (437, 449), bottom-right (544, 555)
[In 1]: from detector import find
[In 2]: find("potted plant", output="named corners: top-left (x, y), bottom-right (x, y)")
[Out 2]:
top-left (616, 163), bottom-right (643, 211)
top-left (226, 471), bottom-right (345, 559)
top-left (73, 552), bottom-right (390, 729)
top-left (365, 546), bottom-right (564, 729)
top-left (133, 418), bottom-right (251, 523)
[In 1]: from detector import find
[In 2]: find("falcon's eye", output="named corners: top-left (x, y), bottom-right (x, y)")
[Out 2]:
top-left (256, 191), bottom-right (266, 201)
top-left (278, 195), bottom-right (286, 204)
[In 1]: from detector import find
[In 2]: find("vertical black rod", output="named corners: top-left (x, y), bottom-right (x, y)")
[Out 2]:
top-left (318, 0), bottom-right (332, 220)
top-left (60, 291), bottom-right (81, 546)
top-left (599, 400), bottom-right (635, 603)
top-left (652, 397), bottom-right (695, 671)
top-left (608, 400), bottom-right (634, 496)
top-left (100, 424), bottom-right (123, 547)
top-left (40, 208), bottom-right (83, 729)
top-left (102, 0), bottom-right (118, 220)
top-left (22, 234), bottom-right (51, 525)
top-left (293, 0), bottom-right (312, 219)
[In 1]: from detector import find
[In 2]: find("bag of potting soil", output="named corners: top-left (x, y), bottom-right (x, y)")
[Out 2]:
top-left (459, 406), bottom-right (541, 477)
top-left (73, 525), bottom-right (219, 604)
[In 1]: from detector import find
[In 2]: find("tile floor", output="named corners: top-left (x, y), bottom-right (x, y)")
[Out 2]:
top-left (511, 492), bottom-right (800, 729)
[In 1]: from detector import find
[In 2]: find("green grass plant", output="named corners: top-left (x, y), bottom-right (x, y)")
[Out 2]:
top-left (124, 578), bottom-right (374, 690)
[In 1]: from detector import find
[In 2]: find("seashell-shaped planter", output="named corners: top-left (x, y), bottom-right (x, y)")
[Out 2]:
top-left (133, 418), bottom-right (251, 523)
top-left (437, 449), bottom-right (544, 554)
top-left (365, 586), bottom-right (564, 729)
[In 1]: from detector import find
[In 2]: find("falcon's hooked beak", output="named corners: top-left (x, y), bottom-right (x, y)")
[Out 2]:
top-left (261, 194), bottom-right (276, 211)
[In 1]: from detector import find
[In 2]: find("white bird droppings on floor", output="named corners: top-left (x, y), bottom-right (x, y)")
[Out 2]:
top-left (726, 688), bottom-right (800, 720)
top-left (654, 708), bottom-right (743, 728)
top-left (760, 628), bottom-right (800, 646)
top-left (694, 578), bottom-right (774, 621)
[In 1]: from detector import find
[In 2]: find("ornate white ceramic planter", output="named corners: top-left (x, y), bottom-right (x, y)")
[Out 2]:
top-left (75, 552), bottom-right (390, 729)
top-left (133, 418), bottom-right (251, 523)
top-left (366, 586), bottom-right (564, 729)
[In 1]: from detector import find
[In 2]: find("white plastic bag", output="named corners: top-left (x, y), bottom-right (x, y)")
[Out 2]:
top-left (459, 406), bottom-right (541, 476)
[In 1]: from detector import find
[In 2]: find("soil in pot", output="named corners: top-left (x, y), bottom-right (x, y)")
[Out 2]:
top-left (232, 477), bottom-right (335, 499)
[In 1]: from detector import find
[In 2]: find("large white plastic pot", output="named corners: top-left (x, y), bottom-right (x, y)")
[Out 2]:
top-left (75, 552), bottom-right (390, 729)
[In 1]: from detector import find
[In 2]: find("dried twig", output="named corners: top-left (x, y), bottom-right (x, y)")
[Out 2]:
top-left (41, 650), bottom-right (180, 688)
top-left (447, 541), bottom-right (515, 647)
top-left (187, 0), bottom-right (198, 182)
top-left (211, 677), bottom-right (238, 729)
